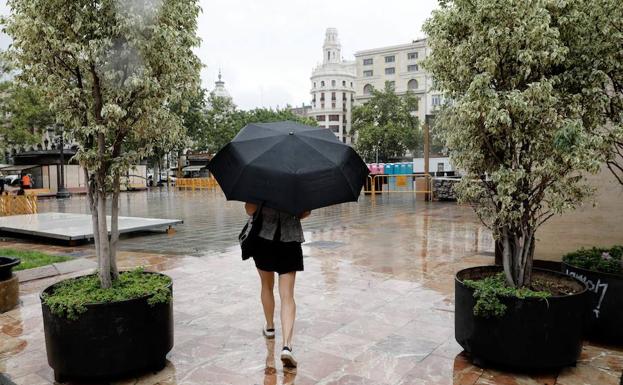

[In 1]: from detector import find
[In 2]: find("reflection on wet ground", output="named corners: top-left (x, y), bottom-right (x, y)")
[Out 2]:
top-left (0, 191), bottom-right (622, 384)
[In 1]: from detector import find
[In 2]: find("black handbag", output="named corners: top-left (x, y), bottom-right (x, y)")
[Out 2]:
top-left (239, 202), bottom-right (264, 260)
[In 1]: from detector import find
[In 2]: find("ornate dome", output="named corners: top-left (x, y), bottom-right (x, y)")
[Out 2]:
top-left (211, 70), bottom-right (231, 100)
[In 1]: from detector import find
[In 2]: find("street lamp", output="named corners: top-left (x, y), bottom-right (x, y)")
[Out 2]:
top-left (54, 125), bottom-right (70, 199)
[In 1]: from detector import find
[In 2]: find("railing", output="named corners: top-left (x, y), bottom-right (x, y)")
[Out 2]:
top-left (363, 173), bottom-right (433, 200)
top-left (176, 177), bottom-right (219, 191)
top-left (0, 195), bottom-right (38, 216)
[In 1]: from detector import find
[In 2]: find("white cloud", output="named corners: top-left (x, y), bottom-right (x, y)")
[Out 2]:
top-left (0, 0), bottom-right (439, 109)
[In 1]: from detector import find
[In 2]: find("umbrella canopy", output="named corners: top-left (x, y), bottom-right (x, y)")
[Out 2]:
top-left (208, 121), bottom-right (369, 214)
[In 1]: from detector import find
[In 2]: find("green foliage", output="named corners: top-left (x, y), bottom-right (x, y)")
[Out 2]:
top-left (464, 273), bottom-right (550, 318)
top-left (352, 82), bottom-right (420, 162)
top-left (189, 95), bottom-right (317, 154)
top-left (563, 246), bottom-right (623, 276)
top-left (41, 268), bottom-right (172, 320)
top-left (3, 0), bottom-right (202, 180)
top-left (0, 77), bottom-right (54, 152)
top-left (0, 248), bottom-right (72, 271)
top-left (423, 0), bottom-right (623, 287)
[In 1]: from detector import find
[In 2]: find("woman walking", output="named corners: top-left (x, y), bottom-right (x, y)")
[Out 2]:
top-left (245, 202), bottom-right (310, 369)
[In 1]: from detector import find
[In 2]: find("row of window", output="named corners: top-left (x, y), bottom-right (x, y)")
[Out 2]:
top-left (363, 64), bottom-right (419, 77)
top-left (362, 52), bottom-right (419, 66)
top-left (312, 92), bottom-right (354, 102)
top-left (316, 114), bottom-right (345, 122)
top-left (362, 79), bottom-right (420, 94)
top-left (313, 80), bottom-right (354, 89)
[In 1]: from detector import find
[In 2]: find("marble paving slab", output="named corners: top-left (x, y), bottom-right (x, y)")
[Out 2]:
top-left (0, 212), bottom-right (183, 241)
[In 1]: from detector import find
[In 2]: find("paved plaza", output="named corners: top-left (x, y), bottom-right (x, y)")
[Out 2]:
top-left (0, 191), bottom-right (622, 384)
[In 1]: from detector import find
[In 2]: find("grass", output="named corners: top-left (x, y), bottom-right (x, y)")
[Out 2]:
top-left (0, 248), bottom-right (73, 271)
top-left (41, 268), bottom-right (172, 320)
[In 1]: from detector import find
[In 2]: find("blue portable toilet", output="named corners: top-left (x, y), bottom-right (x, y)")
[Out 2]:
top-left (406, 162), bottom-right (414, 174)
top-left (384, 163), bottom-right (393, 175)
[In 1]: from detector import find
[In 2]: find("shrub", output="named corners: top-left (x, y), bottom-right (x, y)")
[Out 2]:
top-left (563, 246), bottom-right (623, 276)
top-left (41, 268), bottom-right (172, 320)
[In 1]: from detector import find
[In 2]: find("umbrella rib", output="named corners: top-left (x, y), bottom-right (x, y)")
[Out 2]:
top-left (293, 136), bottom-right (360, 197)
top-left (225, 137), bottom-right (287, 198)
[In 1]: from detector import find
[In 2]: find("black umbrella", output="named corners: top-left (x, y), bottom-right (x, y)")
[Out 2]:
top-left (208, 121), bottom-right (369, 214)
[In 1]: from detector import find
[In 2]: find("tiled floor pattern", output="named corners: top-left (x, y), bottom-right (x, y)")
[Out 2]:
top-left (0, 196), bottom-right (621, 384)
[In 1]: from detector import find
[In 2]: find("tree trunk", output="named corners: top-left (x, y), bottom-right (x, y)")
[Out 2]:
top-left (500, 227), bottom-right (535, 288)
top-left (85, 168), bottom-right (100, 265)
top-left (109, 171), bottom-right (121, 280)
top-left (96, 132), bottom-right (112, 289)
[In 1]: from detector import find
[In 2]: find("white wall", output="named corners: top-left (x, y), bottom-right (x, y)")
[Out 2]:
top-left (412, 157), bottom-right (454, 173)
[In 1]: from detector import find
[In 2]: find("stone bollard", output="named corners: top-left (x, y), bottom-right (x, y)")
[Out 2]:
top-left (0, 274), bottom-right (19, 313)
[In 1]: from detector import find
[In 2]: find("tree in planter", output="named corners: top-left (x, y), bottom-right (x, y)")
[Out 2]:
top-left (423, 0), bottom-right (622, 288)
top-left (352, 82), bottom-right (420, 162)
top-left (3, 0), bottom-right (201, 288)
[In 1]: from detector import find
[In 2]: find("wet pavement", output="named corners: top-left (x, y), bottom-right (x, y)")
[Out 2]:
top-left (0, 191), bottom-right (622, 384)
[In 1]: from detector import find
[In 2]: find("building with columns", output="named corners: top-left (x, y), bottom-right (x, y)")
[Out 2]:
top-left (309, 28), bottom-right (356, 143)
top-left (308, 31), bottom-right (444, 144)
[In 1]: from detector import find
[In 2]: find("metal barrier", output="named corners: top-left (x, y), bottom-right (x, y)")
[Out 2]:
top-left (0, 195), bottom-right (38, 216)
top-left (176, 177), bottom-right (219, 191)
top-left (363, 173), bottom-right (433, 200)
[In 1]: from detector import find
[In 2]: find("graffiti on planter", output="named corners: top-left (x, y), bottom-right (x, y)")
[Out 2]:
top-left (565, 269), bottom-right (608, 319)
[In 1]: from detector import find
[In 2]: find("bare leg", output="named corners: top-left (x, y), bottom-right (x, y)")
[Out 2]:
top-left (278, 272), bottom-right (296, 348)
top-left (257, 269), bottom-right (275, 329)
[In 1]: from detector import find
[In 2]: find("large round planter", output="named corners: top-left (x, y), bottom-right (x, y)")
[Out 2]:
top-left (0, 257), bottom-right (20, 281)
top-left (562, 262), bottom-right (623, 344)
top-left (455, 266), bottom-right (587, 369)
top-left (40, 272), bottom-right (173, 382)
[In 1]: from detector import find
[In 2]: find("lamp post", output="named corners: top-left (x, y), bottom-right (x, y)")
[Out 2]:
top-left (55, 126), bottom-right (70, 199)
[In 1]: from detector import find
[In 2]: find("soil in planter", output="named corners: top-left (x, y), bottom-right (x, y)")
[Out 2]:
top-left (463, 270), bottom-right (584, 317)
top-left (41, 268), bottom-right (172, 320)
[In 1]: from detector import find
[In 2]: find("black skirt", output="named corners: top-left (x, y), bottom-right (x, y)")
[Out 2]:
top-left (250, 226), bottom-right (303, 275)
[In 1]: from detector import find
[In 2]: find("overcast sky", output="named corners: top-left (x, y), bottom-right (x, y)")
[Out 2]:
top-left (0, 0), bottom-right (439, 110)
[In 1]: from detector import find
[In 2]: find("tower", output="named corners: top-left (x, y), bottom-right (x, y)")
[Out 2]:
top-left (323, 28), bottom-right (341, 64)
top-left (211, 70), bottom-right (232, 100)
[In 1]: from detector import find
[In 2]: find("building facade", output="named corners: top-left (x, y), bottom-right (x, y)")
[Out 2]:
top-left (309, 28), bottom-right (356, 143)
top-left (354, 38), bottom-right (443, 125)
top-left (308, 32), bottom-right (445, 145)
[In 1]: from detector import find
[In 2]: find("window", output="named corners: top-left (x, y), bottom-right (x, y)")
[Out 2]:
top-left (437, 163), bottom-right (445, 172)
top-left (329, 125), bottom-right (340, 133)
top-left (385, 67), bottom-right (395, 75)
top-left (321, 81), bottom-right (325, 87)
top-left (408, 52), bottom-right (418, 60)
top-left (331, 92), bottom-right (336, 100)
top-left (363, 70), bottom-right (373, 77)
top-left (387, 81), bottom-right (395, 90)
top-left (342, 137), bottom-right (346, 143)
top-left (363, 58), bottom-right (373, 65)
top-left (363, 84), bottom-right (373, 95)
top-left (407, 64), bottom-right (418, 72)
top-left (385, 55), bottom-right (395, 63)
top-left (432, 95), bottom-right (442, 106)
top-left (331, 80), bottom-right (336, 87)
top-left (408, 79), bottom-right (418, 90)
top-left (329, 115), bottom-right (340, 121)
top-left (320, 92), bottom-right (325, 101)
top-left (342, 80), bottom-right (346, 87)
top-left (313, 82), bottom-right (317, 88)
top-left (350, 82), bottom-right (353, 87)
top-left (316, 115), bottom-right (326, 121)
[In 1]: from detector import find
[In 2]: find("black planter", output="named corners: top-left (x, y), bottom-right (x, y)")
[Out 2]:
top-left (0, 257), bottom-right (20, 281)
top-left (562, 262), bottom-right (623, 344)
top-left (455, 266), bottom-right (587, 369)
top-left (40, 272), bottom-right (173, 382)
